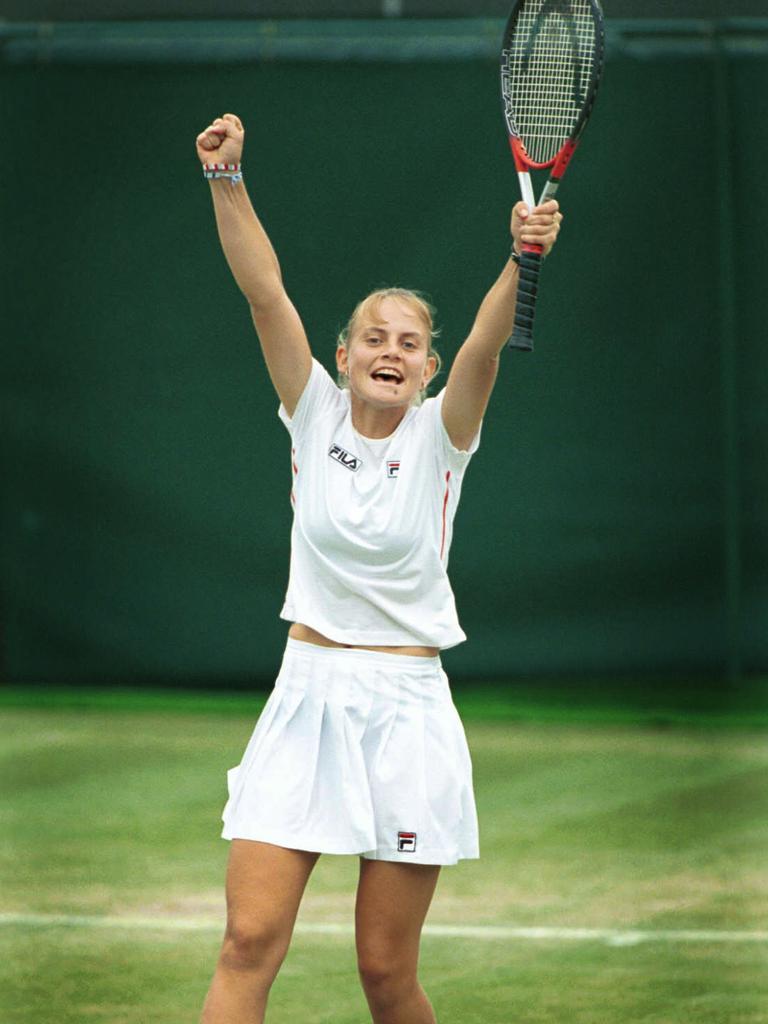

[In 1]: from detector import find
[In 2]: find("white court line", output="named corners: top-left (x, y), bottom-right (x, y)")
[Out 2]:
top-left (1, 913), bottom-right (767, 947)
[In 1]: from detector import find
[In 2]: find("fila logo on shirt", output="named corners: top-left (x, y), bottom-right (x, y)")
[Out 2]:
top-left (386, 461), bottom-right (400, 479)
top-left (328, 443), bottom-right (362, 472)
top-left (397, 831), bottom-right (417, 853)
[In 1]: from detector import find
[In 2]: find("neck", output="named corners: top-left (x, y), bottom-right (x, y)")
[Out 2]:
top-left (349, 393), bottom-right (408, 439)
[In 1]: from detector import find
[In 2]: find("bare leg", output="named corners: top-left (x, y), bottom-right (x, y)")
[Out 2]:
top-left (200, 840), bottom-right (319, 1024)
top-left (355, 859), bottom-right (441, 1024)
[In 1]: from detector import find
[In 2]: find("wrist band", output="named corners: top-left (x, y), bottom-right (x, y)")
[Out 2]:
top-left (203, 163), bottom-right (243, 185)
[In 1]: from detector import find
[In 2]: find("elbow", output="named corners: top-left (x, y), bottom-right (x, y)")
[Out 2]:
top-left (246, 279), bottom-right (286, 316)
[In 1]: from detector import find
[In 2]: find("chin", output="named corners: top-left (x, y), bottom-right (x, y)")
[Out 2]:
top-left (364, 381), bottom-right (408, 401)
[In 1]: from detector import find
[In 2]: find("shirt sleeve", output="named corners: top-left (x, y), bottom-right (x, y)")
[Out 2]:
top-left (278, 358), bottom-right (344, 441)
top-left (422, 388), bottom-right (482, 474)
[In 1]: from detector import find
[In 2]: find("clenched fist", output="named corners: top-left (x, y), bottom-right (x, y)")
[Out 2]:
top-left (511, 199), bottom-right (562, 257)
top-left (196, 113), bottom-right (245, 166)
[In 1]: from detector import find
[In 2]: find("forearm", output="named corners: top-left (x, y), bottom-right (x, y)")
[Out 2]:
top-left (465, 255), bottom-right (521, 359)
top-left (208, 177), bottom-right (284, 310)
top-left (464, 198), bottom-right (563, 359)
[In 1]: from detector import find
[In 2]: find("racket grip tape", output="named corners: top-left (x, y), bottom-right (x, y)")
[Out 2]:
top-left (508, 249), bottom-right (542, 352)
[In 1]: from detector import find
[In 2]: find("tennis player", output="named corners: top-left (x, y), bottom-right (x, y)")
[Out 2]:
top-left (196, 113), bottom-right (561, 1024)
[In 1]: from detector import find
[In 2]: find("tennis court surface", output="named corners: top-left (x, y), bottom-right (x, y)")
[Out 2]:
top-left (2, 686), bottom-right (767, 1023)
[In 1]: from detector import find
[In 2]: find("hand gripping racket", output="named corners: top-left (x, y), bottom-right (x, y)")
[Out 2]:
top-left (501, 0), bottom-right (605, 351)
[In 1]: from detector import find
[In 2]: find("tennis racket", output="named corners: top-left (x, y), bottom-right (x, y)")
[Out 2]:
top-left (501, 0), bottom-right (605, 351)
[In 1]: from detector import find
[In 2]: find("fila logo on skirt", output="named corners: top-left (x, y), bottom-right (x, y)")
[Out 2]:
top-left (397, 831), bottom-right (417, 853)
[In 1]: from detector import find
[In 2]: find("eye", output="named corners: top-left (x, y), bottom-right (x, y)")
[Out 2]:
top-left (365, 336), bottom-right (382, 345)
top-left (402, 340), bottom-right (417, 350)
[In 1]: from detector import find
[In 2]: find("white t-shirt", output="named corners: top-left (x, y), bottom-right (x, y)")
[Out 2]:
top-left (278, 359), bottom-right (481, 649)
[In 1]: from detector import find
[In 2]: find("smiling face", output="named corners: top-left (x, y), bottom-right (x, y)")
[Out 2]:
top-left (336, 295), bottom-right (438, 417)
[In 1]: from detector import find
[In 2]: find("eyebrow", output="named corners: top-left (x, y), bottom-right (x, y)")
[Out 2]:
top-left (365, 326), bottom-right (424, 340)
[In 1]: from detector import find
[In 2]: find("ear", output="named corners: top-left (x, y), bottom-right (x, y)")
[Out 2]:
top-left (422, 354), bottom-right (438, 387)
top-left (336, 344), bottom-right (349, 377)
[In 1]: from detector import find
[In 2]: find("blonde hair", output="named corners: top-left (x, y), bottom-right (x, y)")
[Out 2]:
top-left (336, 287), bottom-right (442, 404)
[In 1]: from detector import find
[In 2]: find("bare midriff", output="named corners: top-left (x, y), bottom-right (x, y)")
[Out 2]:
top-left (289, 622), bottom-right (439, 658)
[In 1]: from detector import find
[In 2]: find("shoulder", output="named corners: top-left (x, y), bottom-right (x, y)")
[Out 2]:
top-left (278, 358), bottom-right (346, 436)
top-left (416, 388), bottom-right (482, 465)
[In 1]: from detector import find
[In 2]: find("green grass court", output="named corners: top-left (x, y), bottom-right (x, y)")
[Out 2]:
top-left (2, 685), bottom-right (767, 1023)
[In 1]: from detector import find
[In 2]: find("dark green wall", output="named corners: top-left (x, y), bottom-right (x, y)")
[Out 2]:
top-left (1, 35), bottom-right (766, 685)
top-left (4, 2), bottom-right (768, 21)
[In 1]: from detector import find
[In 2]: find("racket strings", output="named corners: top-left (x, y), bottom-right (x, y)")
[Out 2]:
top-left (502, 0), bottom-right (597, 165)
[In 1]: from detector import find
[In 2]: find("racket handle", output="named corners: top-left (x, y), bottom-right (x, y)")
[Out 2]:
top-left (508, 248), bottom-right (542, 352)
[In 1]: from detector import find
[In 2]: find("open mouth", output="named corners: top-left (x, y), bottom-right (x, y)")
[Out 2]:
top-left (371, 368), bottom-right (404, 385)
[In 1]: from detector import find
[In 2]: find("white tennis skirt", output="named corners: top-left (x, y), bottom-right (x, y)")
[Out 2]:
top-left (221, 638), bottom-right (479, 866)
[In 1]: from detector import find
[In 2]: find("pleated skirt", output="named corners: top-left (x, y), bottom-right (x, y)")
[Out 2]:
top-left (221, 638), bottom-right (479, 865)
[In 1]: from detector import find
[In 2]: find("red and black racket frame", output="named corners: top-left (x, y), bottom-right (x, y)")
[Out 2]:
top-left (502, 2), bottom-right (605, 351)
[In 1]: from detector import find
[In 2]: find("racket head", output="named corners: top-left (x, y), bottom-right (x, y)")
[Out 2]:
top-left (500, 0), bottom-right (605, 171)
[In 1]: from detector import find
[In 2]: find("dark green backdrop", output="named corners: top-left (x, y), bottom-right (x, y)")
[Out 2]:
top-left (1, 21), bottom-right (766, 685)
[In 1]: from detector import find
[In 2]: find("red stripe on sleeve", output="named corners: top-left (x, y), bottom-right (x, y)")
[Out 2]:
top-left (440, 471), bottom-right (452, 560)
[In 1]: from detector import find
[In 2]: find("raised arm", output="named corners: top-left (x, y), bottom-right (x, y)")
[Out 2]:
top-left (196, 114), bottom-right (312, 417)
top-left (441, 200), bottom-right (562, 451)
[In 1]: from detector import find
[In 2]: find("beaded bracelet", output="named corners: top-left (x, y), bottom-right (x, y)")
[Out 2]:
top-left (203, 163), bottom-right (243, 185)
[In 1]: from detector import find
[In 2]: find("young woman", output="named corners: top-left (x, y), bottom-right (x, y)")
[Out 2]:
top-left (196, 113), bottom-right (561, 1024)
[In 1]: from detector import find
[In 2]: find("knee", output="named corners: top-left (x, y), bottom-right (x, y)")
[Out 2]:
top-left (357, 949), bottom-right (415, 1000)
top-left (220, 915), bottom-right (290, 975)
